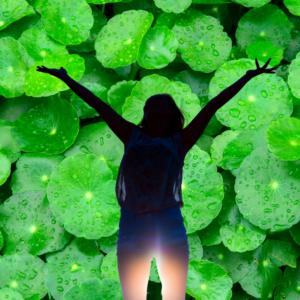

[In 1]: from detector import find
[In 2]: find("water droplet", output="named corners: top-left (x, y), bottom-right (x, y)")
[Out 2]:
top-left (261, 90), bottom-right (268, 98)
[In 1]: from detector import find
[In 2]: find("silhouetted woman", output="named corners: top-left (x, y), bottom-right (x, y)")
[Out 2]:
top-left (37, 58), bottom-right (277, 300)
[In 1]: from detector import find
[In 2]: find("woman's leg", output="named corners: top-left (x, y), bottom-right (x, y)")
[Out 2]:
top-left (155, 249), bottom-right (189, 300)
top-left (117, 251), bottom-right (153, 300)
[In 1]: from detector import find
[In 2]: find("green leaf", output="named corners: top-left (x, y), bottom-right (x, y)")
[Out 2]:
top-left (12, 95), bottom-right (79, 154)
top-left (0, 37), bottom-right (29, 98)
top-left (0, 288), bottom-right (24, 300)
top-left (18, 27), bottom-right (68, 68)
top-left (0, 253), bottom-right (48, 299)
top-left (44, 237), bottom-right (103, 300)
top-left (283, 0), bottom-right (300, 16)
top-left (235, 145), bottom-right (300, 232)
top-left (266, 117), bottom-right (300, 160)
top-left (0, 229), bottom-right (3, 251)
top-left (0, 0), bottom-right (35, 31)
top-left (95, 10), bottom-right (154, 68)
top-left (41, 0), bottom-right (94, 45)
top-left (137, 26), bottom-right (178, 69)
top-left (46, 153), bottom-right (120, 239)
top-left (172, 10), bottom-right (232, 72)
top-left (0, 153), bottom-right (11, 186)
top-left (154, 0), bottom-right (192, 13)
top-left (186, 260), bottom-right (233, 299)
top-left (69, 5), bottom-right (107, 53)
top-left (236, 4), bottom-right (292, 52)
top-left (24, 54), bottom-right (85, 97)
top-left (0, 120), bottom-right (21, 164)
top-left (0, 191), bottom-right (72, 255)
top-left (202, 242), bottom-right (255, 284)
top-left (231, 0), bottom-right (272, 8)
top-left (209, 58), bottom-right (293, 131)
top-left (287, 52), bottom-right (300, 98)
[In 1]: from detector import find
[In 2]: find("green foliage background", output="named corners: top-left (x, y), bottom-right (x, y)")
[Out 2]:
top-left (0, 0), bottom-right (300, 299)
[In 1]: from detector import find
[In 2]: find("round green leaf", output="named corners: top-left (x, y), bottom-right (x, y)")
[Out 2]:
top-left (70, 83), bottom-right (107, 119)
top-left (238, 240), bottom-right (285, 299)
top-left (10, 153), bottom-right (65, 194)
top-left (288, 52), bottom-right (300, 99)
top-left (137, 25), bottom-right (178, 69)
top-left (0, 253), bottom-right (47, 299)
top-left (24, 54), bottom-right (85, 97)
top-left (12, 95), bottom-right (79, 154)
top-left (172, 10), bottom-right (232, 72)
top-left (197, 218), bottom-right (221, 246)
top-left (274, 262), bottom-right (300, 299)
top-left (0, 288), bottom-right (24, 300)
top-left (72, 51), bottom-right (120, 90)
top-left (44, 237), bottom-right (103, 300)
top-left (154, 0), bottom-right (192, 13)
top-left (18, 27), bottom-right (68, 67)
top-left (266, 117), bottom-right (300, 161)
top-left (283, 0), bottom-right (300, 16)
top-left (187, 260), bottom-right (233, 299)
top-left (62, 278), bottom-right (123, 300)
top-left (0, 0), bottom-right (35, 31)
top-left (0, 120), bottom-right (21, 164)
top-left (0, 153), bottom-right (11, 186)
top-left (0, 229), bottom-right (3, 251)
top-left (155, 12), bottom-right (179, 29)
top-left (0, 191), bottom-right (72, 255)
top-left (209, 59), bottom-right (293, 131)
top-left (69, 5), bottom-right (107, 53)
top-left (107, 80), bottom-right (138, 116)
top-left (235, 4), bottom-right (292, 52)
top-left (218, 194), bottom-right (266, 252)
top-left (0, 37), bottom-right (29, 98)
top-left (246, 41), bottom-right (283, 67)
top-left (95, 10), bottom-right (154, 68)
top-left (202, 242), bottom-right (255, 284)
top-left (47, 153), bottom-right (119, 239)
top-left (63, 122), bottom-right (124, 181)
top-left (41, 0), bottom-right (94, 45)
top-left (231, 0), bottom-right (272, 8)
top-left (0, 94), bottom-right (45, 122)
top-left (235, 145), bottom-right (300, 232)
top-left (222, 125), bottom-right (269, 177)
top-left (0, 13), bottom-right (41, 40)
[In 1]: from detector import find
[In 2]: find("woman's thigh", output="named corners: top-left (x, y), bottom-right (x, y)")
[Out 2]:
top-left (117, 251), bottom-right (152, 300)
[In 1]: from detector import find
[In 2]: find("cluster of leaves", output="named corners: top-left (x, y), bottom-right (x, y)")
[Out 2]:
top-left (0, 0), bottom-right (300, 299)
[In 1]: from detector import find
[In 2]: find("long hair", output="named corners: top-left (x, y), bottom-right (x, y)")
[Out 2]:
top-left (137, 93), bottom-right (187, 137)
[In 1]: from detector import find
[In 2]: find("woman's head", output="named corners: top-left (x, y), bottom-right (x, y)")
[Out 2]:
top-left (137, 93), bottom-right (186, 137)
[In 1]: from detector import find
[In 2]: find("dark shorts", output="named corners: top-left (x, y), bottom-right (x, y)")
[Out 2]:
top-left (117, 205), bottom-right (190, 258)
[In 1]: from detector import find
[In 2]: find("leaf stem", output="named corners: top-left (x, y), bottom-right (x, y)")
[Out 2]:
top-left (128, 64), bottom-right (140, 81)
top-left (193, 3), bottom-right (196, 8)
top-left (102, 4), bottom-right (105, 13)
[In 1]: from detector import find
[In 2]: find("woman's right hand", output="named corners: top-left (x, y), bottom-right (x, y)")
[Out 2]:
top-left (36, 66), bottom-right (68, 79)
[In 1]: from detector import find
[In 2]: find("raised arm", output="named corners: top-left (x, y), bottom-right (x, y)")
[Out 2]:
top-left (36, 66), bottom-right (135, 144)
top-left (180, 58), bottom-right (278, 153)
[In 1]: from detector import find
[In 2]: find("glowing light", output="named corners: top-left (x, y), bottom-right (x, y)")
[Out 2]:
top-left (8, 67), bottom-right (13, 72)
top-left (263, 53), bottom-right (267, 56)
top-left (42, 175), bottom-right (48, 181)
top-left (213, 7), bottom-right (218, 12)
top-left (238, 226), bottom-right (244, 230)
top-left (263, 260), bottom-right (268, 267)
top-left (30, 226), bottom-right (36, 232)
top-left (272, 182), bottom-right (278, 189)
top-left (150, 46), bottom-right (155, 51)
top-left (201, 284), bottom-right (207, 290)
top-left (249, 96), bottom-right (255, 101)
top-left (126, 39), bottom-right (132, 44)
top-left (62, 18), bottom-right (66, 23)
top-left (50, 128), bottom-right (57, 135)
top-left (86, 192), bottom-right (92, 199)
top-left (11, 281), bottom-right (17, 287)
top-left (0, 21), bottom-right (4, 27)
top-left (260, 32), bottom-right (265, 36)
top-left (71, 263), bottom-right (79, 270)
top-left (218, 254), bottom-right (223, 259)
top-left (40, 50), bottom-right (46, 57)
top-left (198, 41), bottom-right (204, 47)
top-left (290, 141), bottom-right (297, 146)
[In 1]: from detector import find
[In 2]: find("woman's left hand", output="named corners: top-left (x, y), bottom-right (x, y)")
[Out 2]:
top-left (246, 58), bottom-right (278, 78)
